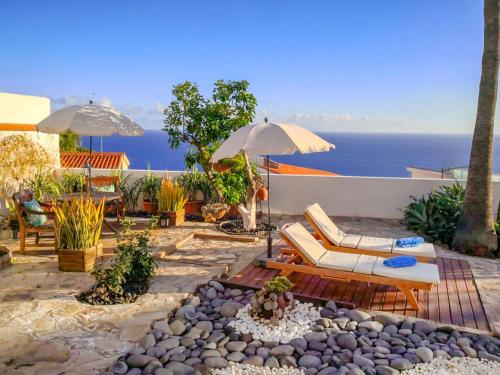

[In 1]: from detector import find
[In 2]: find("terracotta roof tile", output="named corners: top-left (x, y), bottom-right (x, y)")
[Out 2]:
top-left (60, 152), bottom-right (129, 169)
top-left (262, 160), bottom-right (340, 176)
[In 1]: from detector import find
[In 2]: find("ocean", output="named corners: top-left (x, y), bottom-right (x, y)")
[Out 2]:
top-left (83, 131), bottom-right (500, 177)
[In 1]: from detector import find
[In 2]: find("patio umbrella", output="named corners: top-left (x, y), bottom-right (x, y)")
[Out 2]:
top-left (37, 103), bottom-right (144, 184)
top-left (211, 118), bottom-right (335, 258)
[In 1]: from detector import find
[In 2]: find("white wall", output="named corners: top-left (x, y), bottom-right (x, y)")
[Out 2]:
top-left (266, 174), bottom-right (500, 219)
top-left (55, 168), bottom-right (500, 219)
top-left (0, 92), bottom-right (60, 168)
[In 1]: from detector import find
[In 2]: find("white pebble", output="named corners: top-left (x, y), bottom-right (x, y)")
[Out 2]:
top-left (228, 301), bottom-right (321, 343)
top-left (211, 362), bottom-right (305, 375)
top-left (402, 356), bottom-right (500, 375)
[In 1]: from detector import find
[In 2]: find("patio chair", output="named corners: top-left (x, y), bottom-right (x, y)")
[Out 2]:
top-left (267, 222), bottom-right (440, 310)
top-left (12, 190), bottom-right (56, 254)
top-left (86, 176), bottom-right (125, 221)
top-left (304, 203), bottom-right (436, 262)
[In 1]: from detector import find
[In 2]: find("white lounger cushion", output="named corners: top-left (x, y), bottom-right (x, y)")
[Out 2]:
top-left (282, 223), bottom-right (327, 264)
top-left (373, 257), bottom-right (441, 284)
top-left (340, 233), bottom-right (362, 248)
top-left (393, 242), bottom-right (436, 258)
top-left (353, 254), bottom-right (378, 274)
top-left (317, 251), bottom-right (360, 271)
top-left (357, 236), bottom-right (394, 253)
top-left (305, 203), bottom-right (346, 246)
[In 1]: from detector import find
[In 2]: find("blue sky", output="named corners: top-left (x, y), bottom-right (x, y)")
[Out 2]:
top-left (0, 1), bottom-right (489, 133)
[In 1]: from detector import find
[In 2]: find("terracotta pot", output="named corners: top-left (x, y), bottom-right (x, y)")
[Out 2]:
top-left (143, 200), bottom-right (155, 213)
top-left (57, 243), bottom-right (103, 272)
top-left (159, 209), bottom-right (185, 226)
top-left (185, 200), bottom-right (204, 216)
top-left (226, 205), bottom-right (241, 219)
top-left (256, 186), bottom-right (268, 201)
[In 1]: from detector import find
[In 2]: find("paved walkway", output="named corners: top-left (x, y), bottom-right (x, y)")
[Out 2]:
top-left (0, 216), bottom-right (497, 375)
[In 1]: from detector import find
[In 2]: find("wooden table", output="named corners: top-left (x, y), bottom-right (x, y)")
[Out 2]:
top-left (58, 192), bottom-right (123, 233)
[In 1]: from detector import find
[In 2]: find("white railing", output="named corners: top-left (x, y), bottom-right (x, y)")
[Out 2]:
top-left (54, 168), bottom-right (500, 219)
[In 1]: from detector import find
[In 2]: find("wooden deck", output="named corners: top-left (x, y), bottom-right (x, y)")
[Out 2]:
top-left (227, 257), bottom-right (490, 331)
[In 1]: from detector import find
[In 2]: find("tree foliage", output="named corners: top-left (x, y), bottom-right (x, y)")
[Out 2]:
top-left (162, 80), bottom-right (257, 201)
top-left (59, 131), bottom-right (87, 152)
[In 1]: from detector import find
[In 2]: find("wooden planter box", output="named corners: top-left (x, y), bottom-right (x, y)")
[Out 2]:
top-left (0, 248), bottom-right (12, 269)
top-left (159, 209), bottom-right (185, 227)
top-left (58, 243), bottom-right (103, 272)
top-left (185, 200), bottom-right (204, 216)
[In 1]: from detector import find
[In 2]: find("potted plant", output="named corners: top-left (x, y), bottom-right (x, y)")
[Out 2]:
top-left (54, 196), bottom-right (105, 272)
top-left (157, 178), bottom-right (188, 226)
top-left (250, 276), bottom-right (295, 325)
top-left (139, 171), bottom-right (161, 214)
top-left (177, 168), bottom-right (214, 216)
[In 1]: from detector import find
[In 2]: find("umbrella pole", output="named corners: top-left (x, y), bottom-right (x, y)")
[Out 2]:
top-left (266, 155), bottom-right (272, 258)
top-left (88, 136), bottom-right (93, 191)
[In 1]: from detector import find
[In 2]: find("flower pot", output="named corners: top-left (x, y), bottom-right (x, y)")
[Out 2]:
top-left (185, 200), bottom-right (204, 216)
top-left (226, 205), bottom-right (241, 219)
top-left (256, 186), bottom-right (268, 201)
top-left (58, 243), bottom-right (103, 272)
top-left (143, 200), bottom-right (155, 214)
top-left (159, 209), bottom-right (185, 227)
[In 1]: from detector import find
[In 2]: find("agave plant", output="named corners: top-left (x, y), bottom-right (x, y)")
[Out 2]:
top-left (157, 178), bottom-right (188, 212)
top-left (54, 196), bottom-right (105, 250)
top-left (26, 168), bottom-right (62, 202)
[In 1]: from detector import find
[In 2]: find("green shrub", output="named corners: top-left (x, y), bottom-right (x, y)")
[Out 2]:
top-left (176, 167), bottom-right (214, 202)
top-left (264, 276), bottom-right (294, 294)
top-left (403, 182), bottom-right (465, 246)
top-left (61, 171), bottom-right (87, 193)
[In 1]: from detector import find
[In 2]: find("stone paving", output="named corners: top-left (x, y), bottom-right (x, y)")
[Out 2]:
top-left (0, 216), bottom-right (498, 375)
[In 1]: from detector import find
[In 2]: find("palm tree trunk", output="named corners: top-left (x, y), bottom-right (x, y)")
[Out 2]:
top-left (452, 0), bottom-right (500, 256)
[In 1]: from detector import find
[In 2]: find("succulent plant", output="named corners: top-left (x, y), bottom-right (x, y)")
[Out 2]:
top-left (249, 276), bottom-right (295, 325)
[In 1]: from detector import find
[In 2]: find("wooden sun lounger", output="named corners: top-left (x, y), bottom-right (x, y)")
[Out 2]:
top-left (266, 223), bottom-right (440, 311)
top-left (304, 203), bottom-right (436, 263)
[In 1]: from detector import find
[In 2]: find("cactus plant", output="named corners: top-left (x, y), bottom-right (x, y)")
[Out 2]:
top-left (250, 276), bottom-right (295, 325)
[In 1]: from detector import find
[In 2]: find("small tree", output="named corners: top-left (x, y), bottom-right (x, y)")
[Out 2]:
top-left (163, 80), bottom-right (257, 202)
top-left (59, 131), bottom-right (87, 152)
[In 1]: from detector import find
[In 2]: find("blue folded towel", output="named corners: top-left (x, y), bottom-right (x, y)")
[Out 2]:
top-left (383, 256), bottom-right (417, 268)
top-left (395, 236), bottom-right (424, 248)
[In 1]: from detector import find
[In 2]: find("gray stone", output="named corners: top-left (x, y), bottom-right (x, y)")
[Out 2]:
top-left (415, 347), bottom-right (433, 363)
top-left (169, 320), bottom-right (186, 336)
top-left (358, 321), bottom-right (384, 333)
top-left (200, 349), bottom-right (221, 359)
top-left (347, 368), bottom-right (365, 375)
top-left (347, 309), bottom-right (371, 322)
top-left (209, 280), bottom-right (225, 291)
top-left (195, 321), bottom-right (213, 334)
top-left (281, 356), bottom-right (297, 367)
top-left (165, 362), bottom-right (195, 375)
top-left (337, 333), bottom-right (357, 350)
top-left (353, 354), bottom-right (374, 367)
top-left (226, 341), bottom-right (247, 352)
top-left (318, 367), bottom-right (338, 375)
top-left (256, 347), bottom-right (270, 360)
top-left (271, 344), bottom-right (295, 357)
top-left (291, 337), bottom-right (308, 351)
top-left (157, 338), bottom-right (180, 350)
top-left (206, 287), bottom-right (218, 299)
top-left (298, 354), bottom-right (322, 368)
top-left (305, 331), bottom-right (328, 342)
top-left (153, 320), bottom-right (172, 335)
top-left (126, 370), bottom-right (143, 375)
top-left (373, 315), bottom-right (399, 327)
top-left (154, 369), bottom-right (174, 375)
top-left (320, 309), bottom-right (336, 319)
top-left (111, 361), bottom-right (128, 375)
top-left (226, 352), bottom-right (246, 362)
top-left (265, 357), bottom-right (280, 368)
top-left (127, 354), bottom-right (155, 368)
top-left (333, 317), bottom-right (350, 329)
top-left (478, 351), bottom-right (500, 362)
top-left (204, 357), bottom-right (228, 369)
top-left (230, 289), bottom-right (243, 297)
top-left (144, 360), bottom-right (162, 374)
top-left (207, 332), bottom-right (225, 343)
top-left (390, 358), bottom-right (413, 371)
top-left (413, 320), bottom-right (435, 334)
top-left (220, 302), bottom-right (244, 317)
top-left (383, 325), bottom-right (398, 335)
top-left (463, 346), bottom-right (478, 358)
top-left (375, 365), bottom-right (399, 375)
top-left (242, 355), bottom-right (264, 366)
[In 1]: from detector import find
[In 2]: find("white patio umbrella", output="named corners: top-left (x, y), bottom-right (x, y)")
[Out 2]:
top-left (211, 118), bottom-right (335, 257)
top-left (37, 103), bottom-right (144, 184)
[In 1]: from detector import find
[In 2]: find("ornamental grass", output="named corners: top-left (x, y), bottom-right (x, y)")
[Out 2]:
top-left (157, 178), bottom-right (188, 212)
top-left (54, 196), bottom-right (105, 250)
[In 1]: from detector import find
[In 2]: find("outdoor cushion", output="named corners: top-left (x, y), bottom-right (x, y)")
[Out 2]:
top-left (305, 203), bottom-right (346, 246)
top-left (282, 223), bottom-right (327, 264)
top-left (373, 257), bottom-right (440, 284)
top-left (392, 242), bottom-right (436, 258)
top-left (317, 251), bottom-right (360, 271)
top-left (92, 184), bottom-right (115, 193)
top-left (357, 236), bottom-right (394, 253)
top-left (340, 233), bottom-right (362, 248)
top-left (23, 199), bottom-right (47, 227)
top-left (353, 254), bottom-right (378, 274)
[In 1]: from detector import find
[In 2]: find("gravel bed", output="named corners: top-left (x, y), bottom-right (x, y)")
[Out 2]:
top-left (104, 280), bottom-right (500, 375)
top-left (402, 356), bottom-right (500, 374)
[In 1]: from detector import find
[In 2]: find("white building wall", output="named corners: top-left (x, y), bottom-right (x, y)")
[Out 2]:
top-left (0, 92), bottom-right (59, 167)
